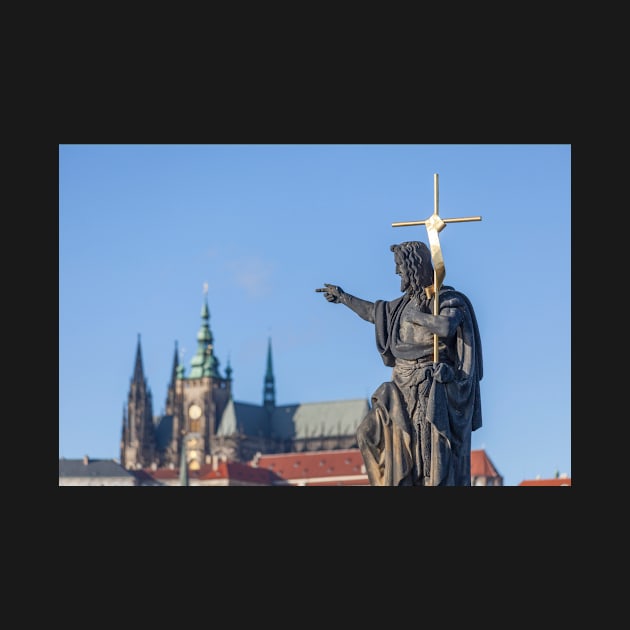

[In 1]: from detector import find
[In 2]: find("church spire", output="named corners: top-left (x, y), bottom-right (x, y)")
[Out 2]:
top-left (122, 333), bottom-right (155, 470)
top-left (189, 282), bottom-right (220, 379)
top-left (133, 333), bottom-right (144, 383)
top-left (170, 340), bottom-right (179, 384)
top-left (165, 340), bottom-right (181, 416)
top-left (263, 337), bottom-right (275, 409)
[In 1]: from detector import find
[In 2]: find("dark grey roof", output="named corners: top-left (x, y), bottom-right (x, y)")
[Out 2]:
top-left (270, 404), bottom-right (299, 439)
top-left (59, 458), bottom-right (134, 478)
top-left (217, 400), bottom-right (268, 437)
top-left (217, 398), bottom-right (369, 440)
top-left (276, 399), bottom-right (369, 439)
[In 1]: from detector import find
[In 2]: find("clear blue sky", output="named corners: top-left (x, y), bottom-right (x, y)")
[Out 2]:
top-left (59, 144), bottom-right (571, 486)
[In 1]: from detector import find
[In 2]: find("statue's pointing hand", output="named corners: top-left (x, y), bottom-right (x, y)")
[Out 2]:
top-left (315, 283), bottom-right (345, 304)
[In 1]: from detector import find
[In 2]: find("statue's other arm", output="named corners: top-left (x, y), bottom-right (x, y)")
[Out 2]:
top-left (315, 284), bottom-right (375, 323)
top-left (411, 305), bottom-right (463, 338)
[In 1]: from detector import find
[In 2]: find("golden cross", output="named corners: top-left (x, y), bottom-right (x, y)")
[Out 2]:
top-left (392, 173), bottom-right (481, 362)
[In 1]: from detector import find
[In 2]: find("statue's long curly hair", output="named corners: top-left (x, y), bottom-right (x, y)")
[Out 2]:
top-left (390, 241), bottom-right (434, 298)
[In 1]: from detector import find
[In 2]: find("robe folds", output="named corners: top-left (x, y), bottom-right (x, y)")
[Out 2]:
top-left (356, 287), bottom-right (483, 486)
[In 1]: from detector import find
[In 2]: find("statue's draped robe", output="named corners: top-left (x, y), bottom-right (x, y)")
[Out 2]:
top-left (356, 287), bottom-right (483, 486)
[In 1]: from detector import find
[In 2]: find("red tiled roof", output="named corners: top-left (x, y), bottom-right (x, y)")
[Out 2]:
top-left (141, 461), bottom-right (286, 484)
top-left (139, 448), bottom-right (503, 486)
top-left (198, 461), bottom-right (284, 484)
top-left (254, 449), bottom-right (369, 486)
top-left (470, 449), bottom-right (500, 478)
top-left (255, 448), bottom-right (502, 486)
top-left (145, 467), bottom-right (181, 480)
top-left (518, 478), bottom-right (571, 486)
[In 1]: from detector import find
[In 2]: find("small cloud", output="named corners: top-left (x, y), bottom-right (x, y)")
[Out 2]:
top-left (226, 257), bottom-right (274, 298)
top-left (204, 247), bottom-right (220, 259)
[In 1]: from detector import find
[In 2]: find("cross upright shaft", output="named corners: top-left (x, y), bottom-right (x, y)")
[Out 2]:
top-left (392, 173), bottom-right (481, 362)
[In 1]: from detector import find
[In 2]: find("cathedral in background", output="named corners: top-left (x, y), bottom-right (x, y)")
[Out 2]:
top-left (120, 288), bottom-right (368, 472)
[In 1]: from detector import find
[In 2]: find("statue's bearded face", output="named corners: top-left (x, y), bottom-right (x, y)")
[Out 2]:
top-left (395, 257), bottom-right (410, 293)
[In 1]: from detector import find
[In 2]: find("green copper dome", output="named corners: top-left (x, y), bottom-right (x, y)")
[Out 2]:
top-left (188, 288), bottom-right (221, 379)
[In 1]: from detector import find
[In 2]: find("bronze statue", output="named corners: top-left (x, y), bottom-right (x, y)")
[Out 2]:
top-left (316, 240), bottom-right (483, 486)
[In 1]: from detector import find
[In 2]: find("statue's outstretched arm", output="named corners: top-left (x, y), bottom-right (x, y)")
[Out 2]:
top-left (316, 284), bottom-right (375, 323)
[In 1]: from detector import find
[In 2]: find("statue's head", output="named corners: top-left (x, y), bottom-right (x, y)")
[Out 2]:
top-left (390, 241), bottom-right (434, 296)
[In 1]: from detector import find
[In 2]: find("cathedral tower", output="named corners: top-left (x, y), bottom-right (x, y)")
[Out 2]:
top-left (121, 335), bottom-right (156, 469)
top-left (166, 283), bottom-right (232, 470)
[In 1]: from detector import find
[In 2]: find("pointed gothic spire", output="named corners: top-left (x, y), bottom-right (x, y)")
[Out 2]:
top-left (123, 333), bottom-right (155, 470)
top-left (170, 340), bottom-right (179, 383)
top-left (263, 337), bottom-right (276, 409)
top-left (133, 333), bottom-right (144, 382)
